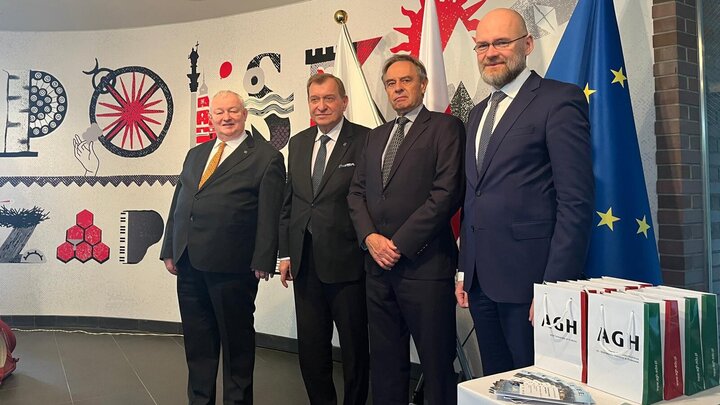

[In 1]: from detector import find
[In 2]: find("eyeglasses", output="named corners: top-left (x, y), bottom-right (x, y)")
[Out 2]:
top-left (473, 34), bottom-right (528, 53)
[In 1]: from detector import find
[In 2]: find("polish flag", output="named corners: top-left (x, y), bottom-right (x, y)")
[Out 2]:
top-left (334, 22), bottom-right (384, 128)
top-left (418, 0), bottom-right (450, 114)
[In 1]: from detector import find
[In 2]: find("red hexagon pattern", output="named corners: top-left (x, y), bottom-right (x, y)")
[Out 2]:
top-left (56, 210), bottom-right (109, 264)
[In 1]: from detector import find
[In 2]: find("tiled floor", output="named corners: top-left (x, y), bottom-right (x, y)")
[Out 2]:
top-left (0, 330), bottom-right (348, 405)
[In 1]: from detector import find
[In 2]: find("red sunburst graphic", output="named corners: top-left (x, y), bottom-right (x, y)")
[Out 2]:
top-left (391, 0), bottom-right (487, 56)
top-left (97, 72), bottom-right (164, 149)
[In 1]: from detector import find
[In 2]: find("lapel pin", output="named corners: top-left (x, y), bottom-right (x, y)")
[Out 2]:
top-left (343, 142), bottom-right (347, 146)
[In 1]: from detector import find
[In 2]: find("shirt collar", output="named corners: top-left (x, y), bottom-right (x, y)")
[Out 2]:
top-left (495, 68), bottom-right (531, 101)
top-left (315, 117), bottom-right (344, 143)
top-left (214, 131), bottom-right (248, 150)
top-left (398, 103), bottom-right (424, 124)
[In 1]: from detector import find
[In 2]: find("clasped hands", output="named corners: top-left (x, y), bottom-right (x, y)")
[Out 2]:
top-left (365, 233), bottom-right (401, 270)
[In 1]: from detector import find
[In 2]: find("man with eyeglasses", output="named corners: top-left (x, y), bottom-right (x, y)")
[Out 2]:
top-left (348, 54), bottom-right (464, 405)
top-left (161, 90), bottom-right (285, 404)
top-left (456, 8), bottom-right (594, 375)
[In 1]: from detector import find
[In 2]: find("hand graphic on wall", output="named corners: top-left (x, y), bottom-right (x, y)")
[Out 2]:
top-left (73, 135), bottom-right (99, 176)
top-left (73, 123), bottom-right (102, 176)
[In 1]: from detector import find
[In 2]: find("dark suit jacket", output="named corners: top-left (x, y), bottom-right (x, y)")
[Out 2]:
top-left (347, 106), bottom-right (465, 280)
top-left (459, 71), bottom-right (594, 303)
top-left (278, 120), bottom-right (369, 284)
top-left (161, 132), bottom-right (286, 274)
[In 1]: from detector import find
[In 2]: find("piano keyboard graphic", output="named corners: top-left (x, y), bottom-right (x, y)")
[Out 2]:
top-left (119, 210), bottom-right (164, 264)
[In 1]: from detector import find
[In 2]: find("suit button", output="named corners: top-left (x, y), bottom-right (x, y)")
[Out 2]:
top-left (475, 191), bottom-right (481, 197)
top-left (311, 203), bottom-right (315, 208)
top-left (471, 225), bottom-right (475, 232)
top-left (190, 215), bottom-right (194, 222)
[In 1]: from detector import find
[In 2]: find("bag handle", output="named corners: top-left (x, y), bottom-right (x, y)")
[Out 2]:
top-left (542, 293), bottom-right (574, 338)
top-left (598, 304), bottom-right (636, 356)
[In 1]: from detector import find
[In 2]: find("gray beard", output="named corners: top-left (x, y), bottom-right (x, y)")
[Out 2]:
top-left (481, 58), bottom-right (526, 88)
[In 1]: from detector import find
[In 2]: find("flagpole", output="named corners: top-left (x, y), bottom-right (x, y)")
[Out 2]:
top-left (696, 0), bottom-right (712, 290)
top-left (332, 10), bottom-right (385, 126)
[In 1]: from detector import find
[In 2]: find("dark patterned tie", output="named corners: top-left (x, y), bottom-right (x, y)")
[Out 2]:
top-left (312, 134), bottom-right (332, 196)
top-left (476, 91), bottom-right (507, 174)
top-left (382, 116), bottom-right (410, 187)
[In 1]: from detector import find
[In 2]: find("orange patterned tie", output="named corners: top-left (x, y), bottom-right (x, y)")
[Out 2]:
top-left (198, 142), bottom-right (226, 189)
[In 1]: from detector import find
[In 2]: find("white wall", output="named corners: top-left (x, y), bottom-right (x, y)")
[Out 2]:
top-left (0, 0), bottom-right (656, 341)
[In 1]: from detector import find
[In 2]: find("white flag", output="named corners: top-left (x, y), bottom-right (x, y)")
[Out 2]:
top-left (418, 0), bottom-right (450, 113)
top-left (334, 23), bottom-right (384, 128)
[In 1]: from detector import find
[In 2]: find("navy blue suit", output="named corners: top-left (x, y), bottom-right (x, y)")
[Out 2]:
top-left (460, 71), bottom-right (593, 375)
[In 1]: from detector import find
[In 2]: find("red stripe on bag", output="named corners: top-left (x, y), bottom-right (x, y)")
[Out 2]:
top-left (664, 300), bottom-right (683, 399)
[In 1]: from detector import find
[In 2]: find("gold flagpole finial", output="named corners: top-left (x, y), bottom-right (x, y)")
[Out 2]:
top-left (334, 10), bottom-right (348, 24)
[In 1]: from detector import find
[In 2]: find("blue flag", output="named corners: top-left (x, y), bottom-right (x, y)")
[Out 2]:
top-left (546, 0), bottom-right (661, 284)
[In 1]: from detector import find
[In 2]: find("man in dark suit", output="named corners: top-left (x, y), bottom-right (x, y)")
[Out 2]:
top-left (456, 8), bottom-right (594, 376)
top-left (347, 55), bottom-right (464, 405)
top-left (161, 90), bottom-right (285, 405)
top-left (278, 73), bottom-right (369, 405)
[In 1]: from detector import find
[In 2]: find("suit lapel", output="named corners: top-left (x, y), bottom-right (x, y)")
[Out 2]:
top-left (197, 133), bottom-right (256, 192)
top-left (373, 121), bottom-right (394, 188)
top-left (296, 128), bottom-right (316, 199)
top-left (467, 99), bottom-right (488, 189)
top-left (314, 120), bottom-right (353, 198)
top-left (384, 107), bottom-right (430, 189)
top-left (477, 72), bottom-right (540, 184)
top-left (191, 141), bottom-right (214, 192)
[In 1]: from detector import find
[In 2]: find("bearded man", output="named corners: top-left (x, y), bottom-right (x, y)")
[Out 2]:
top-left (455, 8), bottom-right (594, 375)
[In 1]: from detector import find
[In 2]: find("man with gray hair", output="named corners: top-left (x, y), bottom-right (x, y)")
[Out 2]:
top-left (348, 54), bottom-right (465, 405)
top-left (161, 90), bottom-right (285, 404)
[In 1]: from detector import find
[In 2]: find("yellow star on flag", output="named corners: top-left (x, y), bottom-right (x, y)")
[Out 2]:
top-left (636, 215), bottom-right (651, 238)
top-left (611, 67), bottom-right (627, 87)
top-left (583, 83), bottom-right (596, 103)
top-left (597, 207), bottom-right (620, 231)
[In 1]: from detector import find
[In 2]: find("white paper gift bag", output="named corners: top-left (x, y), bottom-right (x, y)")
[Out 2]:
top-left (587, 292), bottom-right (663, 405)
top-left (533, 283), bottom-right (585, 382)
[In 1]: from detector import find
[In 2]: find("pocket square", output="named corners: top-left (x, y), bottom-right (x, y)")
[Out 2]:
top-left (338, 163), bottom-right (355, 168)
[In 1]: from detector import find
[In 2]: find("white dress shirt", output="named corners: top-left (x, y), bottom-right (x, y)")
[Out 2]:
top-left (474, 68), bottom-right (532, 161)
top-left (311, 118), bottom-right (344, 176)
top-left (382, 103), bottom-right (424, 164)
top-left (202, 132), bottom-right (248, 173)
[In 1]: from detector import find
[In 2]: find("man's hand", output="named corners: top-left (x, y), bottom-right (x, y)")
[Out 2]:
top-left (365, 233), bottom-right (401, 270)
top-left (529, 299), bottom-right (535, 326)
top-left (278, 259), bottom-right (292, 288)
top-left (455, 281), bottom-right (468, 308)
top-left (164, 258), bottom-right (177, 275)
top-left (255, 270), bottom-right (272, 281)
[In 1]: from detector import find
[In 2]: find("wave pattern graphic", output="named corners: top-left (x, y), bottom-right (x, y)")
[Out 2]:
top-left (246, 93), bottom-right (294, 117)
top-left (244, 93), bottom-right (294, 107)
top-left (247, 104), bottom-right (294, 116)
top-left (0, 175), bottom-right (180, 187)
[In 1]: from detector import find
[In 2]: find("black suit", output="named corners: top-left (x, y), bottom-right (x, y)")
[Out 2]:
top-left (347, 106), bottom-right (464, 405)
top-left (279, 119), bottom-right (369, 405)
top-left (161, 133), bottom-right (285, 405)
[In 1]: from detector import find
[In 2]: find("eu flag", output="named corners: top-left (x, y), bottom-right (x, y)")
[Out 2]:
top-left (546, 0), bottom-right (662, 284)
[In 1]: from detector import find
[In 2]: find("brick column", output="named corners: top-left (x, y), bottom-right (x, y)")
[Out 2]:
top-left (652, 0), bottom-right (705, 290)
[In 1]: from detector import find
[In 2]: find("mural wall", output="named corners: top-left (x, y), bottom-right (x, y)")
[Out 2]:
top-left (0, 0), bottom-right (656, 339)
